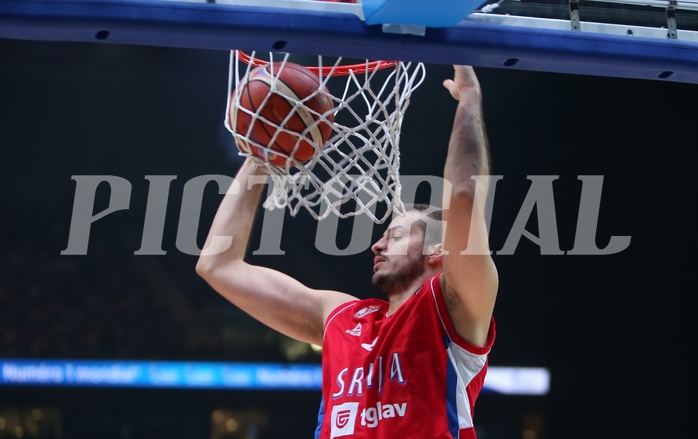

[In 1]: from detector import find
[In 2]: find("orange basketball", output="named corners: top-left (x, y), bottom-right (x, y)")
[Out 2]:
top-left (231, 62), bottom-right (335, 167)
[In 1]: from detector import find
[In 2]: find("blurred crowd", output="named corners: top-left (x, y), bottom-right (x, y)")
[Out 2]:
top-left (0, 201), bottom-right (319, 364)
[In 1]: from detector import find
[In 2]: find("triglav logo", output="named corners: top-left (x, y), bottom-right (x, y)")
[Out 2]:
top-left (330, 401), bottom-right (408, 436)
top-left (330, 402), bottom-right (359, 438)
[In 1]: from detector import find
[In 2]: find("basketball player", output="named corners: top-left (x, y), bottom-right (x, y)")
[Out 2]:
top-left (196, 65), bottom-right (498, 438)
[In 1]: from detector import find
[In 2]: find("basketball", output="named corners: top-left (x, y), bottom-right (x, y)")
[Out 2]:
top-left (231, 62), bottom-right (335, 167)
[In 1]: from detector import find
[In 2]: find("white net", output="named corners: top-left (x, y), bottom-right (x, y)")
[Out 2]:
top-left (225, 50), bottom-right (426, 223)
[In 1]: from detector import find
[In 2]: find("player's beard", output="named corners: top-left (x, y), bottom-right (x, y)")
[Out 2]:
top-left (372, 255), bottom-right (426, 297)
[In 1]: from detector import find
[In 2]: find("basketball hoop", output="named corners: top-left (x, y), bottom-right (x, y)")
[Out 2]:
top-left (235, 51), bottom-right (398, 77)
top-left (225, 50), bottom-right (427, 223)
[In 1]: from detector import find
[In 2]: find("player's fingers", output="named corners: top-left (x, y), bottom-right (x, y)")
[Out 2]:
top-left (442, 79), bottom-right (460, 101)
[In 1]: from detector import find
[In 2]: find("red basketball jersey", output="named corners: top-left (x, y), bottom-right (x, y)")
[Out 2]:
top-left (315, 274), bottom-right (496, 439)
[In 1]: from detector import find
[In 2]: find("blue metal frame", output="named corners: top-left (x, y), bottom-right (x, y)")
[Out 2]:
top-left (1, 0), bottom-right (697, 84)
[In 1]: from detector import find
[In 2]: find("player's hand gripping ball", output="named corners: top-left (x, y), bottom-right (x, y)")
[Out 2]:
top-left (230, 62), bottom-right (335, 167)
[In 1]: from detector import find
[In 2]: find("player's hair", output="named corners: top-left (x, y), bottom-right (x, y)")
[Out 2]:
top-left (404, 203), bottom-right (443, 247)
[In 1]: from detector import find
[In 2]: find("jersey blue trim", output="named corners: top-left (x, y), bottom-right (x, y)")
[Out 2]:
top-left (444, 336), bottom-right (460, 438)
top-left (314, 397), bottom-right (325, 439)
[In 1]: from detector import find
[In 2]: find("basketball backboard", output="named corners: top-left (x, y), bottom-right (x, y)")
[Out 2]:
top-left (1, 0), bottom-right (698, 84)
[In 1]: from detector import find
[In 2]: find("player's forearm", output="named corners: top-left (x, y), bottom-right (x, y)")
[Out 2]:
top-left (196, 159), bottom-right (267, 273)
top-left (441, 67), bottom-right (493, 258)
top-left (444, 86), bottom-right (490, 196)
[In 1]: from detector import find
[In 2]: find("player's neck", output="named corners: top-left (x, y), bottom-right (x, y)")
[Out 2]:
top-left (385, 270), bottom-right (436, 315)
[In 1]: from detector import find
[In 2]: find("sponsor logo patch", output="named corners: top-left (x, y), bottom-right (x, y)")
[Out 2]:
top-left (330, 402), bottom-right (359, 438)
top-left (354, 305), bottom-right (382, 319)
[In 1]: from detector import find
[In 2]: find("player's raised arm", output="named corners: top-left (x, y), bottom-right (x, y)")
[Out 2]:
top-left (195, 159), bottom-right (356, 346)
top-left (440, 65), bottom-right (499, 347)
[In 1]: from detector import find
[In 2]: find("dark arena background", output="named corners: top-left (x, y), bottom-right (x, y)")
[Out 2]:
top-left (0, 28), bottom-right (694, 439)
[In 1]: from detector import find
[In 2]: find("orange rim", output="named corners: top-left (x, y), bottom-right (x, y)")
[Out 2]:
top-left (235, 51), bottom-right (397, 76)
